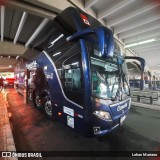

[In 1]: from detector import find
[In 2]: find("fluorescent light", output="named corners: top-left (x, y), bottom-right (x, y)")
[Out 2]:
top-left (138, 39), bottom-right (155, 44)
top-left (53, 52), bottom-right (61, 57)
top-left (14, 12), bottom-right (28, 44)
top-left (124, 43), bottom-right (138, 48)
top-left (25, 18), bottom-right (49, 48)
top-left (1, 6), bottom-right (5, 42)
top-left (124, 39), bottom-right (155, 48)
top-left (16, 56), bottom-right (20, 60)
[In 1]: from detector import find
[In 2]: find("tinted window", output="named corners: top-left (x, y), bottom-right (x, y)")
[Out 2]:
top-left (47, 40), bottom-right (84, 106)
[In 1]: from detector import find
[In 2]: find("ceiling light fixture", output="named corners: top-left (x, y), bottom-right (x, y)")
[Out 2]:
top-left (16, 56), bottom-right (20, 60)
top-left (124, 39), bottom-right (155, 48)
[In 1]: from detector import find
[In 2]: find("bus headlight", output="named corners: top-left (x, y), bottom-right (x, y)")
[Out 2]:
top-left (93, 110), bottom-right (111, 121)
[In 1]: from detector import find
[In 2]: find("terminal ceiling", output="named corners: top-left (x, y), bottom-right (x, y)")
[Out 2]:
top-left (0, 0), bottom-right (160, 78)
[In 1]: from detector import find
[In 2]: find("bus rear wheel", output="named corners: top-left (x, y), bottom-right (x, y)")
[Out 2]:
top-left (33, 90), bottom-right (42, 109)
top-left (43, 96), bottom-right (53, 118)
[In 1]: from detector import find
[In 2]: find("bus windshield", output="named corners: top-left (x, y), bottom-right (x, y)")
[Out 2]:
top-left (87, 36), bottom-right (129, 100)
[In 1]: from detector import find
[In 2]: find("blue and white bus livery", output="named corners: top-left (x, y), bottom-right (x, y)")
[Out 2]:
top-left (16, 7), bottom-right (144, 136)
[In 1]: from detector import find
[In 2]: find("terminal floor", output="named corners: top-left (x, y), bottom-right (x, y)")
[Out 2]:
top-left (3, 88), bottom-right (160, 160)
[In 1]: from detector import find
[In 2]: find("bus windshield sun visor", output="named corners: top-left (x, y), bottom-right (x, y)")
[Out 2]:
top-left (66, 26), bottom-right (114, 58)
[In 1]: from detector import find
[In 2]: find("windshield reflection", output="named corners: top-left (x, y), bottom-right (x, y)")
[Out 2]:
top-left (87, 38), bottom-right (129, 100)
top-left (91, 56), bottom-right (119, 99)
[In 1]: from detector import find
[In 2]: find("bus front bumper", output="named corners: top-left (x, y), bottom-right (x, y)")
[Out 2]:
top-left (93, 123), bottom-right (120, 136)
top-left (92, 110), bottom-right (129, 136)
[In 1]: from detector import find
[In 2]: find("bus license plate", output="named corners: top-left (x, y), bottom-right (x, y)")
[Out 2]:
top-left (120, 115), bottom-right (126, 126)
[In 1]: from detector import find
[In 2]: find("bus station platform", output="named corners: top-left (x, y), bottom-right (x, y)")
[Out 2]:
top-left (131, 101), bottom-right (160, 111)
top-left (131, 89), bottom-right (160, 110)
top-left (0, 88), bottom-right (160, 159)
top-left (0, 90), bottom-right (17, 160)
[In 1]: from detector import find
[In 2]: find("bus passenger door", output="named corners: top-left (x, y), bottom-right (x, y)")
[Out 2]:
top-left (62, 53), bottom-right (84, 107)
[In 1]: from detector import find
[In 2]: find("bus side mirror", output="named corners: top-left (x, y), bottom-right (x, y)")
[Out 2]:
top-left (67, 27), bottom-right (114, 58)
top-left (125, 56), bottom-right (145, 72)
top-left (96, 27), bottom-right (114, 58)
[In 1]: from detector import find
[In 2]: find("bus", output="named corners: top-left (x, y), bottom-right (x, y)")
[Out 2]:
top-left (129, 79), bottom-right (140, 89)
top-left (155, 81), bottom-right (160, 90)
top-left (15, 7), bottom-right (144, 136)
top-left (151, 80), bottom-right (160, 90)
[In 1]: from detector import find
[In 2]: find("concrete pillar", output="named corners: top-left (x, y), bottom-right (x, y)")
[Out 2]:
top-left (149, 74), bottom-right (152, 89)
top-left (140, 71), bottom-right (145, 90)
top-left (152, 75), bottom-right (157, 90)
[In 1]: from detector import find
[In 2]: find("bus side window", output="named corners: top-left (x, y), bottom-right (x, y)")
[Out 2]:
top-left (63, 54), bottom-right (82, 92)
top-left (62, 53), bottom-right (84, 106)
top-left (54, 41), bottom-right (84, 106)
top-left (64, 68), bottom-right (81, 91)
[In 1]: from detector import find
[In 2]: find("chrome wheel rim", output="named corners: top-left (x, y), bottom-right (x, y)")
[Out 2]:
top-left (35, 95), bottom-right (41, 107)
top-left (45, 100), bottom-right (52, 116)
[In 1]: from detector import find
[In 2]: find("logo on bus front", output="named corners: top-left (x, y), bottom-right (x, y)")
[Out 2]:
top-left (117, 103), bottom-right (128, 111)
top-left (80, 14), bottom-right (90, 26)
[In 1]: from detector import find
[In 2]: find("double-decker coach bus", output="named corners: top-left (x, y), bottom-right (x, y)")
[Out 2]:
top-left (129, 79), bottom-right (141, 89)
top-left (15, 7), bottom-right (144, 136)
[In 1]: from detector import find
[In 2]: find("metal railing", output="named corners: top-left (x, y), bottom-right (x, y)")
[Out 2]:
top-left (131, 90), bottom-right (159, 104)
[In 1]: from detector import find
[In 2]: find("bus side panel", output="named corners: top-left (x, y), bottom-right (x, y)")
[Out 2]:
top-left (33, 52), bottom-right (86, 135)
top-left (51, 90), bottom-right (86, 136)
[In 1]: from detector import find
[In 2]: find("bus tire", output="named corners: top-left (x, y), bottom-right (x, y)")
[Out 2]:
top-left (32, 90), bottom-right (42, 109)
top-left (43, 96), bottom-right (53, 119)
